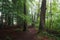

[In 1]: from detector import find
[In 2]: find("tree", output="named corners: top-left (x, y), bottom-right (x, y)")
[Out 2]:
top-left (0, 0), bottom-right (14, 28)
top-left (23, 0), bottom-right (27, 31)
top-left (39, 0), bottom-right (46, 32)
top-left (4, 0), bottom-right (13, 27)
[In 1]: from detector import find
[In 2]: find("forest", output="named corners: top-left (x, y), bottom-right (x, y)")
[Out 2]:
top-left (0, 0), bottom-right (60, 40)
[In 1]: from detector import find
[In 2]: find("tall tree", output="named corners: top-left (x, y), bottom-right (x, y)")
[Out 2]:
top-left (5, 0), bottom-right (12, 26)
top-left (23, 0), bottom-right (27, 31)
top-left (39, 0), bottom-right (46, 32)
top-left (1, 0), bottom-right (14, 27)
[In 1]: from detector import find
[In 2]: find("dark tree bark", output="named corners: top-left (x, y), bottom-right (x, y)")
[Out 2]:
top-left (7, 13), bottom-right (11, 26)
top-left (23, 0), bottom-right (27, 31)
top-left (39, 0), bottom-right (46, 32)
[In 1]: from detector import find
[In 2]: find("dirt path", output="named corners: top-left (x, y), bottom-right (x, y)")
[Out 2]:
top-left (0, 28), bottom-right (37, 40)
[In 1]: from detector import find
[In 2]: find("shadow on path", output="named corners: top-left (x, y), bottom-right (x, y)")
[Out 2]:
top-left (0, 27), bottom-right (37, 40)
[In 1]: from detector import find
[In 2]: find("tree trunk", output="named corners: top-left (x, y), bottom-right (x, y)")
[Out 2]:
top-left (23, 0), bottom-right (27, 31)
top-left (39, 0), bottom-right (46, 32)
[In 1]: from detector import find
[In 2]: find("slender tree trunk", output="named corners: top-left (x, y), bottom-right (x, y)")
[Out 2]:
top-left (23, 0), bottom-right (27, 31)
top-left (39, 0), bottom-right (46, 32)
top-left (7, 14), bottom-right (10, 26)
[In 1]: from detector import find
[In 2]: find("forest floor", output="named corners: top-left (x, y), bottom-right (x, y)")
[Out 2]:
top-left (0, 27), bottom-right (58, 40)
